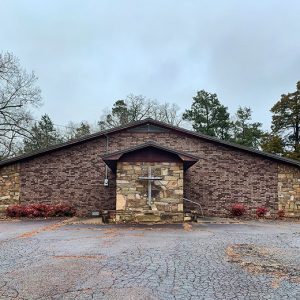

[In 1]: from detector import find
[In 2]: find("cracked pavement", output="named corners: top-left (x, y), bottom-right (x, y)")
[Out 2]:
top-left (0, 220), bottom-right (299, 299)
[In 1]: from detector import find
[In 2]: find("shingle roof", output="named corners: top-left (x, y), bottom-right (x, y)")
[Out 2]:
top-left (0, 118), bottom-right (299, 168)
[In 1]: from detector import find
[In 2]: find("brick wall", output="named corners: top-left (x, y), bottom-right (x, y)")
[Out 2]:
top-left (0, 164), bottom-right (20, 213)
top-left (0, 126), bottom-right (292, 217)
top-left (19, 139), bottom-right (116, 216)
top-left (107, 130), bottom-right (279, 216)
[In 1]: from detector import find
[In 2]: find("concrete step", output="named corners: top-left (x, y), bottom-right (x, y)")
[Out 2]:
top-left (135, 214), bottom-right (162, 222)
top-left (64, 217), bottom-right (103, 225)
top-left (196, 217), bottom-right (241, 224)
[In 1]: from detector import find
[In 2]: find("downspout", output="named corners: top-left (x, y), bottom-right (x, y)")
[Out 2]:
top-left (104, 134), bottom-right (109, 186)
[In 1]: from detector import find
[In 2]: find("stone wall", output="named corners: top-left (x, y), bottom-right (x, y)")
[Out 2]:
top-left (0, 163), bottom-right (20, 213)
top-left (116, 162), bottom-right (183, 222)
top-left (278, 164), bottom-right (300, 217)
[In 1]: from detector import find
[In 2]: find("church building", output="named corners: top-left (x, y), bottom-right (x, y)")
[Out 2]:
top-left (0, 118), bottom-right (300, 222)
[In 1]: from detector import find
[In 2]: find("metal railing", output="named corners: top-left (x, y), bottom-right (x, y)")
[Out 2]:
top-left (183, 198), bottom-right (204, 218)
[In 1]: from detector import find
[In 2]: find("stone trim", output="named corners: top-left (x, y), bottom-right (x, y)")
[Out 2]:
top-left (0, 163), bottom-right (20, 213)
top-left (116, 162), bottom-right (184, 222)
top-left (278, 164), bottom-right (300, 217)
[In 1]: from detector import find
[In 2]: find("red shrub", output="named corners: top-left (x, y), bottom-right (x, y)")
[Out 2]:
top-left (230, 204), bottom-right (246, 217)
top-left (6, 205), bottom-right (24, 218)
top-left (46, 204), bottom-right (76, 217)
top-left (29, 204), bottom-right (49, 217)
top-left (6, 204), bottom-right (76, 218)
top-left (256, 207), bottom-right (268, 218)
top-left (277, 209), bottom-right (285, 219)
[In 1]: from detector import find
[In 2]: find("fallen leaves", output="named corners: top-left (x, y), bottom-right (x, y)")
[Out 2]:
top-left (183, 223), bottom-right (192, 231)
top-left (18, 220), bottom-right (67, 238)
top-left (54, 255), bottom-right (106, 260)
top-left (226, 243), bottom-right (300, 288)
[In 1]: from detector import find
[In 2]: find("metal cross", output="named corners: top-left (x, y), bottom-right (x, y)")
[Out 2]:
top-left (138, 166), bottom-right (162, 206)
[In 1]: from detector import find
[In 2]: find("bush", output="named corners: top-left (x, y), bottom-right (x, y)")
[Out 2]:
top-left (256, 207), bottom-right (268, 218)
top-left (230, 204), bottom-right (246, 217)
top-left (46, 204), bottom-right (76, 217)
top-left (277, 209), bottom-right (285, 219)
top-left (6, 204), bottom-right (76, 218)
top-left (6, 205), bottom-right (24, 218)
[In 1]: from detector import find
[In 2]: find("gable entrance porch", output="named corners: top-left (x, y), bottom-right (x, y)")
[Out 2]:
top-left (102, 142), bottom-right (198, 223)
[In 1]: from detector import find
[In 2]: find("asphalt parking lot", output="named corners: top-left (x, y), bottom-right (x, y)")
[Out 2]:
top-left (0, 219), bottom-right (299, 300)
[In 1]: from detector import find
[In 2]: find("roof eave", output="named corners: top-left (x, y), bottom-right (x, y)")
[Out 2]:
top-left (0, 118), bottom-right (299, 168)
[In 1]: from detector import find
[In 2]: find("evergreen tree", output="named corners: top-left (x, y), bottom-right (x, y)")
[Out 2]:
top-left (260, 133), bottom-right (285, 155)
top-left (105, 100), bottom-right (129, 127)
top-left (271, 81), bottom-right (300, 154)
top-left (23, 114), bottom-right (62, 153)
top-left (183, 90), bottom-right (232, 140)
top-left (74, 122), bottom-right (91, 138)
top-left (231, 107), bottom-right (263, 149)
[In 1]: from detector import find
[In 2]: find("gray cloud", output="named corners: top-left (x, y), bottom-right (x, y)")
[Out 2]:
top-left (0, 0), bottom-right (299, 129)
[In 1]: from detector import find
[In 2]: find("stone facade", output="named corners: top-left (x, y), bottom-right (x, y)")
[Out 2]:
top-left (278, 164), bottom-right (300, 217)
top-left (116, 162), bottom-right (183, 222)
top-left (0, 164), bottom-right (20, 213)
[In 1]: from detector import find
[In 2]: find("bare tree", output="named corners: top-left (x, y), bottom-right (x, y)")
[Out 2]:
top-left (98, 94), bottom-right (182, 129)
top-left (0, 52), bottom-right (41, 158)
top-left (127, 94), bottom-right (154, 121)
top-left (153, 102), bottom-right (182, 126)
top-left (63, 121), bottom-right (78, 140)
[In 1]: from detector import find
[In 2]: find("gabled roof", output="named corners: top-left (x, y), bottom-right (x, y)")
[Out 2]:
top-left (102, 141), bottom-right (199, 172)
top-left (0, 117), bottom-right (299, 168)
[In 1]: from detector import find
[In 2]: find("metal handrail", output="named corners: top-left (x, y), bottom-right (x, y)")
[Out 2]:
top-left (183, 198), bottom-right (204, 218)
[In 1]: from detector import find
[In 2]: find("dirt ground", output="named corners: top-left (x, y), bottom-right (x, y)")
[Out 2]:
top-left (0, 219), bottom-right (299, 299)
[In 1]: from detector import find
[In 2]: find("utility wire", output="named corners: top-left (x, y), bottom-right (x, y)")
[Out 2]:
top-left (27, 117), bottom-right (80, 130)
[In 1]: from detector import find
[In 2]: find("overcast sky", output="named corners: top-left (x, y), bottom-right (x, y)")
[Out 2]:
top-left (1, 0), bottom-right (300, 129)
